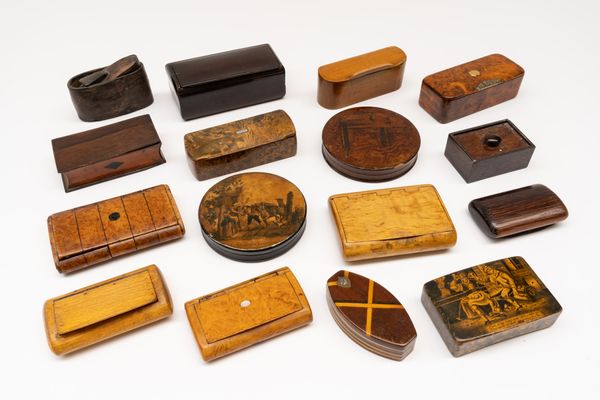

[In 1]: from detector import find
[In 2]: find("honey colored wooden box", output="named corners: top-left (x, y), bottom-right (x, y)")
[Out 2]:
top-left (329, 184), bottom-right (457, 261)
top-left (419, 54), bottom-right (524, 123)
top-left (469, 184), bottom-right (568, 238)
top-left (185, 267), bottom-right (312, 361)
top-left (318, 46), bottom-right (406, 109)
top-left (48, 185), bottom-right (185, 273)
top-left (422, 257), bottom-right (562, 357)
top-left (445, 119), bottom-right (535, 183)
top-left (184, 110), bottom-right (296, 181)
top-left (51, 114), bottom-right (165, 192)
top-left (44, 265), bottom-right (173, 355)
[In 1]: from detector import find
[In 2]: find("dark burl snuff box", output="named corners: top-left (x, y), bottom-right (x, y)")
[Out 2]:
top-left (165, 44), bottom-right (285, 120)
top-left (444, 119), bottom-right (535, 183)
top-left (422, 256), bottom-right (562, 357)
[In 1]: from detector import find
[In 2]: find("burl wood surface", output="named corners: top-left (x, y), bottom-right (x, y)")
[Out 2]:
top-left (327, 270), bottom-right (416, 360)
top-left (329, 184), bottom-right (456, 261)
top-left (48, 185), bottom-right (185, 273)
top-left (185, 267), bottom-right (312, 361)
top-left (185, 110), bottom-right (296, 181)
top-left (52, 114), bottom-right (165, 192)
top-left (199, 172), bottom-right (306, 252)
top-left (445, 119), bottom-right (535, 183)
top-left (419, 54), bottom-right (524, 123)
top-left (318, 46), bottom-right (406, 109)
top-left (469, 184), bottom-right (568, 238)
top-left (422, 257), bottom-right (562, 357)
top-left (44, 265), bottom-right (173, 355)
top-left (322, 107), bottom-right (420, 181)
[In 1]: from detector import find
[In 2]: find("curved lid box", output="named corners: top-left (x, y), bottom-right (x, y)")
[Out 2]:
top-left (166, 44), bottom-right (285, 120)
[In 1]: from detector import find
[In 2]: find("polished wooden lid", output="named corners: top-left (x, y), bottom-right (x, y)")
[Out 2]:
top-left (198, 172), bottom-right (307, 261)
top-left (322, 107), bottom-right (420, 181)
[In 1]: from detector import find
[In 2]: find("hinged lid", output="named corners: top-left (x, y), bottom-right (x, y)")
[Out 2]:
top-left (318, 46), bottom-right (406, 83)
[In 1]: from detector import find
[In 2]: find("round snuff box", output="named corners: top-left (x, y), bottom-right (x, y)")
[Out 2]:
top-left (322, 106), bottom-right (421, 181)
top-left (198, 172), bottom-right (307, 262)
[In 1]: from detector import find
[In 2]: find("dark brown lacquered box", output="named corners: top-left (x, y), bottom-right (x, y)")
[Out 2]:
top-left (51, 114), bottom-right (165, 192)
top-left (48, 185), bottom-right (185, 273)
top-left (469, 184), bottom-right (569, 238)
top-left (165, 44), bottom-right (285, 120)
top-left (184, 110), bottom-right (296, 181)
top-left (444, 119), bottom-right (535, 183)
top-left (422, 256), bottom-right (562, 357)
top-left (419, 54), bottom-right (524, 123)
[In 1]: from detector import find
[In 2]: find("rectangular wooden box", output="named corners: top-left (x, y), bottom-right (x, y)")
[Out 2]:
top-left (44, 265), bottom-right (173, 355)
top-left (165, 44), bottom-right (285, 120)
top-left (419, 54), bottom-right (524, 123)
top-left (469, 184), bottom-right (568, 238)
top-left (318, 46), bottom-right (406, 109)
top-left (445, 119), bottom-right (535, 183)
top-left (47, 184), bottom-right (185, 273)
top-left (184, 110), bottom-right (296, 180)
top-left (329, 184), bottom-right (457, 261)
top-left (185, 267), bottom-right (312, 361)
top-left (51, 114), bottom-right (165, 192)
top-left (422, 256), bottom-right (562, 357)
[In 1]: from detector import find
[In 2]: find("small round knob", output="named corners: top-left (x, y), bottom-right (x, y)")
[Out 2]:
top-left (484, 135), bottom-right (502, 148)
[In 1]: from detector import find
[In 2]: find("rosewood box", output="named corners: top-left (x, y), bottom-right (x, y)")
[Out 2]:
top-left (198, 172), bottom-right (306, 262)
top-left (321, 106), bottom-right (420, 181)
top-left (419, 54), bottom-right (524, 123)
top-left (48, 184), bottom-right (185, 273)
top-left (327, 270), bottom-right (417, 361)
top-left (184, 110), bottom-right (296, 181)
top-left (469, 184), bottom-right (568, 238)
top-left (67, 54), bottom-right (153, 122)
top-left (185, 267), bottom-right (312, 361)
top-left (445, 119), bottom-right (535, 183)
top-left (318, 46), bottom-right (406, 109)
top-left (52, 114), bottom-right (165, 192)
top-left (44, 265), bottom-right (172, 355)
top-left (422, 256), bottom-right (562, 357)
top-left (165, 44), bottom-right (285, 120)
top-left (329, 184), bottom-right (456, 261)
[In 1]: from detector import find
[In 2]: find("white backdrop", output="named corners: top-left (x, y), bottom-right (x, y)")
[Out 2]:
top-left (1, 0), bottom-right (598, 398)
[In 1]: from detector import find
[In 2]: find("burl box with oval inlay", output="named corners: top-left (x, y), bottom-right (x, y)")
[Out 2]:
top-left (419, 54), bottom-right (524, 123)
top-left (185, 267), bottom-right (312, 361)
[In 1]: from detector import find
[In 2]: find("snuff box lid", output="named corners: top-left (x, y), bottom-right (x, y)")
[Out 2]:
top-left (166, 44), bottom-right (283, 92)
top-left (51, 114), bottom-right (160, 172)
top-left (423, 53), bottom-right (524, 100)
top-left (319, 46), bottom-right (406, 83)
top-left (185, 110), bottom-right (295, 161)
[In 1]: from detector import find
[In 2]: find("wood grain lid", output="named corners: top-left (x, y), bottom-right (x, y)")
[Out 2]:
top-left (322, 107), bottom-right (420, 181)
top-left (318, 46), bottom-right (406, 83)
top-left (198, 172), bottom-right (307, 261)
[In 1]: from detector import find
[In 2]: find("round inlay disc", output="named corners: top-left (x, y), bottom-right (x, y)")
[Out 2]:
top-left (198, 172), bottom-right (307, 262)
top-left (322, 107), bottom-right (420, 181)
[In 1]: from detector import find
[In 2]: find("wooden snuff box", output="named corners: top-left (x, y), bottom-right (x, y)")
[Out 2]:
top-left (67, 54), bottom-right (153, 122)
top-left (198, 172), bottom-right (306, 262)
top-left (419, 54), bottom-right (524, 123)
top-left (318, 46), bottom-right (406, 109)
top-left (185, 267), bottom-right (312, 361)
top-left (327, 270), bottom-right (417, 361)
top-left (329, 184), bottom-right (456, 261)
top-left (422, 256), bottom-right (562, 357)
top-left (184, 110), bottom-right (296, 181)
top-left (165, 44), bottom-right (285, 120)
top-left (44, 265), bottom-right (172, 355)
top-left (444, 119), bottom-right (535, 183)
top-left (322, 106), bottom-right (420, 181)
top-left (51, 114), bottom-right (165, 192)
top-left (48, 184), bottom-right (185, 273)
top-left (469, 184), bottom-right (569, 238)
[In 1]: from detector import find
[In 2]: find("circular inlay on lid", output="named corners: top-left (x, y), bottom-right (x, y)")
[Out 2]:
top-left (198, 172), bottom-right (307, 262)
top-left (322, 107), bottom-right (420, 181)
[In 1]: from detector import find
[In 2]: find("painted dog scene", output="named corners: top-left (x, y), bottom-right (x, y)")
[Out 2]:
top-left (199, 173), bottom-right (306, 250)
